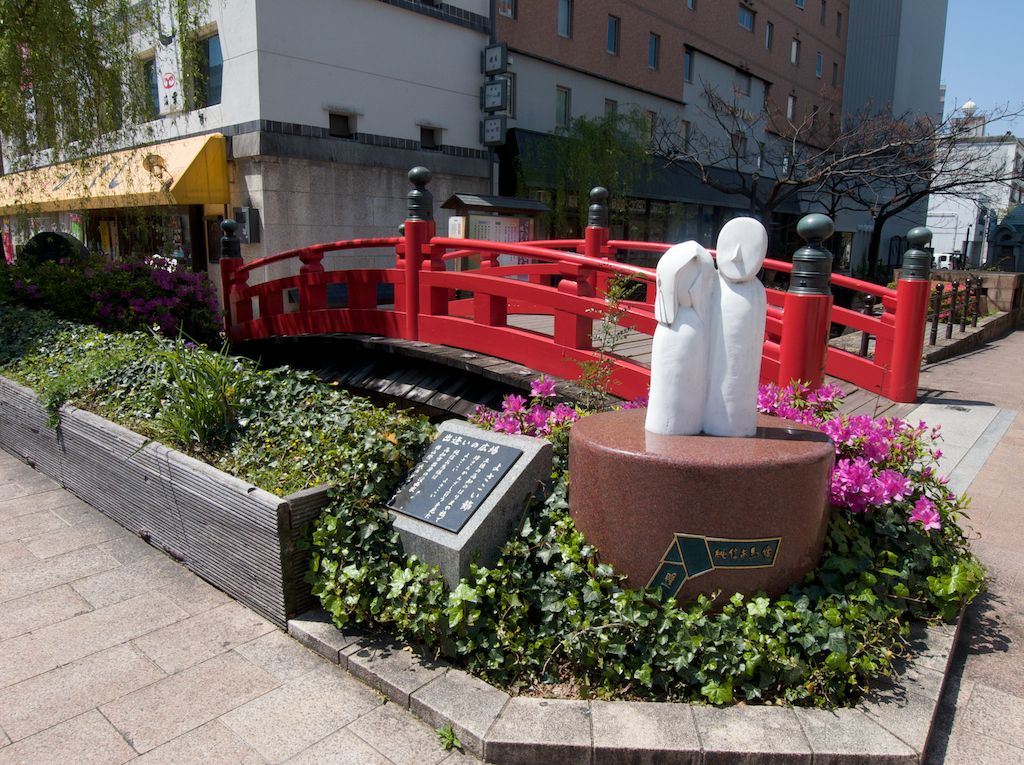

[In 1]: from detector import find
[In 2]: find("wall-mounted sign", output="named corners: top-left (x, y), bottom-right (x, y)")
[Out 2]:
top-left (648, 533), bottom-right (782, 597)
top-left (481, 42), bottom-right (508, 76)
top-left (481, 78), bottom-right (509, 113)
top-left (481, 115), bottom-right (507, 146)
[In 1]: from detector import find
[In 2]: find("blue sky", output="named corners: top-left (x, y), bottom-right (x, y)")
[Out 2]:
top-left (941, 0), bottom-right (1024, 134)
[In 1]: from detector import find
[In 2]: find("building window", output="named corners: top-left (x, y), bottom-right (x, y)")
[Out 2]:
top-left (795, 0), bottom-right (804, 7)
top-left (607, 16), bottom-right (620, 54)
top-left (820, 0), bottom-right (826, 24)
top-left (197, 34), bottom-right (223, 108)
top-left (734, 69), bottom-right (751, 96)
top-left (836, 11), bottom-right (842, 36)
top-left (497, 0), bottom-right (516, 18)
top-left (832, 61), bottom-right (839, 86)
top-left (649, 33), bottom-right (661, 69)
top-left (810, 104), bottom-right (819, 127)
top-left (787, 94), bottom-right (796, 120)
top-left (680, 120), bottom-right (691, 150)
top-left (791, 38), bottom-right (801, 65)
top-left (329, 112), bottom-right (355, 138)
top-left (765, 21), bottom-right (774, 49)
top-left (605, 98), bottom-right (618, 115)
top-left (420, 126), bottom-right (440, 150)
top-left (645, 110), bottom-right (657, 140)
top-left (555, 86), bottom-right (571, 129)
top-left (687, 0), bottom-right (696, 8)
top-left (143, 57), bottom-right (159, 118)
top-left (738, 6), bottom-right (754, 32)
top-left (815, 52), bottom-right (823, 78)
top-left (557, 0), bottom-right (572, 38)
top-left (683, 48), bottom-right (693, 83)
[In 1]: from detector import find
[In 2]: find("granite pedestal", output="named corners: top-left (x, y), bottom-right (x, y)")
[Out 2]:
top-left (569, 409), bottom-right (835, 602)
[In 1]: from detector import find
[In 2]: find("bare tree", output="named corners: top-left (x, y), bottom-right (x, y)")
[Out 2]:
top-left (653, 84), bottom-right (1024, 274)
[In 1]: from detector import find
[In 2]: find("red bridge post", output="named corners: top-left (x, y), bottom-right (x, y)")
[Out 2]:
top-left (584, 187), bottom-right (610, 296)
top-left (298, 249), bottom-right (326, 312)
top-left (403, 167), bottom-right (434, 341)
top-left (778, 214), bottom-right (834, 389)
top-left (887, 227), bottom-right (932, 402)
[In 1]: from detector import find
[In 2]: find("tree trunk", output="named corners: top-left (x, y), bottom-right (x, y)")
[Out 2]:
top-left (867, 218), bottom-right (886, 278)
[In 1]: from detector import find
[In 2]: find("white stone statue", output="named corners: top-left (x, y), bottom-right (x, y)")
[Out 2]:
top-left (702, 217), bottom-right (769, 437)
top-left (645, 241), bottom-right (716, 435)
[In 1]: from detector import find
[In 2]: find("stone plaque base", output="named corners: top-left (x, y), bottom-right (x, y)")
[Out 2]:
top-left (392, 420), bottom-right (552, 590)
top-left (568, 410), bottom-right (834, 602)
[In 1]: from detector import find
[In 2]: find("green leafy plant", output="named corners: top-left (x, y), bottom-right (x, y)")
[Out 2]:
top-left (435, 724), bottom-right (462, 752)
top-left (574, 274), bottom-right (641, 408)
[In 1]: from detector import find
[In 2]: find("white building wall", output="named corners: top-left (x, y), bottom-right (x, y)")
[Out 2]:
top-left (254, 0), bottom-right (486, 147)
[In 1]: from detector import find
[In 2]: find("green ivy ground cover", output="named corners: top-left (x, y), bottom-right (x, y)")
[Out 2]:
top-left (0, 305), bottom-right (985, 707)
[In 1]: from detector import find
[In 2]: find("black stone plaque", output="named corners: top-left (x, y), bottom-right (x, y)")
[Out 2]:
top-left (388, 432), bottom-right (523, 533)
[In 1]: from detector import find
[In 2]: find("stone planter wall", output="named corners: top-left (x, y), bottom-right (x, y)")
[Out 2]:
top-left (0, 375), bottom-right (329, 627)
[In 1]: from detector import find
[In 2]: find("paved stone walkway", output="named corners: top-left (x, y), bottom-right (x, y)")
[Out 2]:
top-left (919, 330), bottom-right (1024, 764)
top-left (0, 449), bottom-right (479, 764)
top-left (1, 330), bottom-right (1023, 764)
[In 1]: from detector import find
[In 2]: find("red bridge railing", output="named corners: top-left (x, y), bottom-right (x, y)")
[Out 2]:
top-left (221, 170), bottom-right (933, 403)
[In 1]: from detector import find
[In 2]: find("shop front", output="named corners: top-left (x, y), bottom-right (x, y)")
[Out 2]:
top-left (0, 133), bottom-right (230, 271)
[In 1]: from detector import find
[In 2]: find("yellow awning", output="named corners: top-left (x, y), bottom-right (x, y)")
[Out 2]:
top-left (0, 133), bottom-right (229, 216)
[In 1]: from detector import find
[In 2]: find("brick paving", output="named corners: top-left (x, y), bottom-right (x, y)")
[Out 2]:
top-left (0, 451), bottom-right (479, 765)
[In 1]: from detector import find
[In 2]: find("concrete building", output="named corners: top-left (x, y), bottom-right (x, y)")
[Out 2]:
top-left (837, 0), bottom-right (949, 273)
top-left (926, 123), bottom-right (1024, 269)
top-left (0, 0), bottom-right (945, 276)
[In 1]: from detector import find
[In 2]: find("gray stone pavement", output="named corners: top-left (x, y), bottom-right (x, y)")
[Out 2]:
top-left (2, 330), bottom-right (1023, 764)
top-left (0, 449), bottom-right (479, 765)
top-left (916, 329), bottom-right (1024, 764)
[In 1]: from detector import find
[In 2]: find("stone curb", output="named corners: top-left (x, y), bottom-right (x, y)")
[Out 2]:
top-left (288, 609), bottom-right (963, 764)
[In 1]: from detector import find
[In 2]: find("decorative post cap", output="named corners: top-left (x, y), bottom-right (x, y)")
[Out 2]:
top-left (901, 226), bottom-right (932, 281)
top-left (796, 213), bottom-right (835, 244)
top-left (907, 227), bottom-right (932, 248)
top-left (407, 166), bottom-right (433, 221)
top-left (789, 213), bottom-right (834, 295)
top-left (219, 219), bottom-right (241, 261)
top-left (588, 187), bottom-right (610, 228)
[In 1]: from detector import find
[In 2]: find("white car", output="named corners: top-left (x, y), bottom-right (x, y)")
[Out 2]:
top-left (932, 253), bottom-right (954, 270)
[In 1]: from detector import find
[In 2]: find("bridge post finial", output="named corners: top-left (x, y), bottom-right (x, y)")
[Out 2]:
top-left (901, 227), bottom-right (932, 281)
top-left (407, 167), bottom-right (434, 222)
top-left (219, 219), bottom-right (241, 261)
top-left (789, 213), bottom-right (834, 296)
top-left (777, 213), bottom-right (835, 390)
top-left (588, 187), bottom-right (609, 228)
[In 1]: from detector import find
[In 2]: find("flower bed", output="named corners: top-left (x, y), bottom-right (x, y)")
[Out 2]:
top-left (0, 305), bottom-right (985, 707)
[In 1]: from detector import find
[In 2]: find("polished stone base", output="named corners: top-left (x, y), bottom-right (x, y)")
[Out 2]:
top-left (568, 409), bottom-right (835, 602)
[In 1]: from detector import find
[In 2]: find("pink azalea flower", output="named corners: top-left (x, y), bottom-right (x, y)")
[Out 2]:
top-left (909, 497), bottom-right (941, 531)
top-left (530, 377), bottom-right (557, 399)
top-left (493, 415), bottom-right (522, 434)
top-left (502, 394), bottom-right (527, 413)
top-left (552, 403), bottom-right (578, 424)
top-left (526, 406), bottom-right (552, 435)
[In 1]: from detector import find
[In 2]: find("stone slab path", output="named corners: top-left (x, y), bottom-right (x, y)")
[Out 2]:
top-left (0, 449), bottom-right (478, 765)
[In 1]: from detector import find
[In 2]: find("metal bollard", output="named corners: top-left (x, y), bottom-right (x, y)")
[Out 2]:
top-left (972, 276), bottom-right (982, 327)
top-left (958, 278), bottom-right (966, 331)
top-left (859, 294), bottom-right (877, 357)
top-left (929, 283), bottom-right (944, 345)
top-left (946, 279), bottom-right (959, 340)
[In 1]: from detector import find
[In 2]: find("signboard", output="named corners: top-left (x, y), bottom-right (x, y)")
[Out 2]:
top-left (389, 432), bottom-right (523, 533)
top-left (481, 79), bottom-right (509, 112)
top-left (481, 115), bottom-right (507, 146)
top-left (648, 533), bottom-right (782, 597)
top-left (481, 42), bottom-right (508, 75)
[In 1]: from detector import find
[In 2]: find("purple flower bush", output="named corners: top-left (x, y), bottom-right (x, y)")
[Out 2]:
top-left (757, 381), bottom-right (952, 534)
top-left (1, 255), bottom-right (222, 346)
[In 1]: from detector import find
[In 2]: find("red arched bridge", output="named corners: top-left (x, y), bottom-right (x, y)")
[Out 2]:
top-left (221, 169), bottom-right (932, 404)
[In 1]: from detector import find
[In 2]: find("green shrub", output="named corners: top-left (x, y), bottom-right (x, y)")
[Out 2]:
top-left (0, 255), bottom-right (221, 345)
